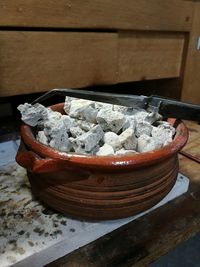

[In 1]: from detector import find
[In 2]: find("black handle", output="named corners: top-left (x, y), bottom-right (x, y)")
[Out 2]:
top-left (151, 96), bottom-right (200, 121)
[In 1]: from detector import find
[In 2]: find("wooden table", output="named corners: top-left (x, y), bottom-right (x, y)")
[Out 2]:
top-left (47, 121), bottom-right (200, 267)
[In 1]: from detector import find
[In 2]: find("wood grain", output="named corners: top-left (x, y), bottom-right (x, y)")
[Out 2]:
top-left (0, 31), bottom-right (117, 96)
top-left (181, 120), bottom-right (200, 161)
top-left (46, 121), bottom-right (200, 267)
top-left (0, 0), bottom-right (193, 31)
top-left (118, 32), bottom-right (185, 82)
top-left (181, 1), bottom-right (200, 104)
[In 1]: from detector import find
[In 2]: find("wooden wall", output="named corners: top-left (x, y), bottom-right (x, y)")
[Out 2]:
top-left (0, 0), bottom-right (199, 103)
top-left (181, 1), bottom-right (200, 104)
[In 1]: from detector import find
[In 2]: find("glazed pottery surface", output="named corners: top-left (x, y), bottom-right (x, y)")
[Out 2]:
top-left (16, 103), bottom-right (188, 220)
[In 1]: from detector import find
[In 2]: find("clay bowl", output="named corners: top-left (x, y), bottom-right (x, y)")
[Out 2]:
top-left (16, 103), bottom-right (188, 220)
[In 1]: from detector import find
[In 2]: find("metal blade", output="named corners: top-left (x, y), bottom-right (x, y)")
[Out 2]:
top-left (32, 88), bottom-right (148, 109)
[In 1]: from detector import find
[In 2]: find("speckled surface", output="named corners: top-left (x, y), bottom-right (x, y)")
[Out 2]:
top-left (0, 141), bottom-right (189, 267)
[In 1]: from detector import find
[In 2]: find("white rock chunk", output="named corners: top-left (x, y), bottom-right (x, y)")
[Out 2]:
top-left (151, 122), bottom-right (175, 146)
top-left (36, 131), bottom-right (48, 145)
top-left (113, 105), bottom-right (129, 114)
top-left (69, 99), bottom-right (97, 123)
top-left (123, 115), bottom-right (136, 131)
top-left (96, 144), bottom-right (114, 156)
top-left (47, 116), bottom-right (73, 152)
top-left (64, 96), bottom-right (75, 114)
top-left (96, 109), bottom-right (124, 133)
top-left (116, 148), bottom-right (137, 155)
top-left (69, 126), bottom-right (85, 138)
top-left (144, 111), bottom-right (162, 124)
top-left (95, 102), bottom-right (113, 111)
top-left (72, 125), bottom-right (104, 153)
top-left (17, 103), bottom-right (48, 127)
top-left (135, 122), bottom-right (153, 137)
top-left (119, 128), bottom-right (137, 150)
top-left (49, 131), bottom-right (71, 152)
top-left (133, 110), bottom-right (150, 123)
top-left (103, 132), bottom-right (122, 151)
top-left (76, 120), bottom-right (95, 132)
top-left (137, 134), bottom-right (162, 153)
top-left (44, 115), bottom-right (74, 138)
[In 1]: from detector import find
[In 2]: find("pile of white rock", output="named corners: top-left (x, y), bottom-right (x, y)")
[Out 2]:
top-left (18, 97), bottom-right (175, 156)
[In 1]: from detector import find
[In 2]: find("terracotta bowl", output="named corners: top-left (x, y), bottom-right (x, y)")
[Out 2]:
top-left (16, 103), bottom-right (188, 220)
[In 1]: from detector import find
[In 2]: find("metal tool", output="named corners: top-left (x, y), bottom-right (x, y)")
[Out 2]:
top-left (32, 88), bottom-right (200, 121)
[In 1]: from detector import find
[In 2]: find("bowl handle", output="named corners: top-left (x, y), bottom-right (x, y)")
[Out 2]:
top-left (16, 141), bottom-right (69, 173)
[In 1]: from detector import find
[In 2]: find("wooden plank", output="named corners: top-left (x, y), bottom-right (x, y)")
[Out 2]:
top-left (118, 32), bottom-right (185, 82)
top-left (181, 2), bottom-right (200, 104)
top-left (0, 31), bottom-right (117, 96)
top-left (180, 120), bottom-right (200, 162)
top-left (46, 121), bottom-right (200, 267)
top-left (0, 0), bottom-right (194, 31)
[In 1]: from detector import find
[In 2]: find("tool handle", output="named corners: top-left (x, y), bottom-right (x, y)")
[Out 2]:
top-left (151, 96), bottom-right (200, 121)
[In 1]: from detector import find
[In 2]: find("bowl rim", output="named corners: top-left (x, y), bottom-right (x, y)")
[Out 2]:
top-left (20, 103), bottom-right (188, 169)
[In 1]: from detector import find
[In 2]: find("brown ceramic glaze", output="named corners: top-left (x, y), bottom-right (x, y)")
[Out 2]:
top-left (16, 103), bottom-right (188, 220)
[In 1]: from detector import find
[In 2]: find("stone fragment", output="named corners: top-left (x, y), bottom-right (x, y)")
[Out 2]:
top-left (103, 132), bottom-right (122, 151)
top-left (17, 103), bottom-right (48, 127)
top-left (44, 115), bottom-right (74, 138)
top-left (144, 111), bottom-right (162, 124)
top-left (47, 115), bottom-right (74, 152)
top-left (133, 110), bottom-right (149, 123)
top-left (69, 99), bottom-right (97, 123)
top-left (119, 128), bottom-right (137, 150)
top-left (96, 144), bottom-right (114, 156)
top-left (49, 131), bottom-right (71, 152)
top-left (76, 120), bottom-right (95, 132)
top-left (116, 148), bottom-right (137, 155)
top-left (64, 96), bottom-right (75, 114)
top-left (96, 109), bottom-right (124, 133)
top-left (113, 105), bottom-right (128, 114)
top-left (137, 134), bottom-right (162, 153)
top-left (123, 115), bottom-right (136, 131)
top-left (151, 122), bottom-right (175, 146)
top-left (72, 125), bottom-right (104, 153)
top-left (36, 131), bottom-right (48, 145)
top-left (95, 102), bottom-right (113, 111)
top-left (135, 122), bottom-right (153, 137)
top-left (69, 126), bottom-right (85, 138)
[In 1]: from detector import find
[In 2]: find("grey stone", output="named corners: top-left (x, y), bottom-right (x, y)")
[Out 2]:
top-left (76, 120), bottom-right (95, 132)
top-left (36, 131), bottom-right (48, 145)
top-left (116, 148), bottom-right (137, 155)
top-left (119, 128), bottom-right (137, 150)
top-left (47, 116), bottom-right (74, 152)
top-left (49, 131), bottom-right (71, 152)
top-left (63, 96), bottom-right (75, 115)
top-left (113, 105), bottom-right (129, 114)
top-left (96, 109), bottom-right (124, 133)
top-left (95, 102), bottom-right (113, 111)
top-left (69, 99), bottom-right (97, 123)
top-left (103, 132), bottom-right (122, 151)
top-left (72, 125), bottom-right (104, 153)
top-left (134, 110), bottom-right (151, 123)
top-left (137, 134), bottom-right (162, 153)
top-left (151, 123), bottom-right (175, 146)
top-left (123, 115), bottom-right (136, 131)
top-left (17, 103), bottom-right (48, 127)
top-left (135, 122), bottom-right (153, 137)
top-left (69, 126), bottom-right (85, 138)
top-left (144, 111), bottom-right (162, 124)
top-left (96, 144), bottom-right (114, 156)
